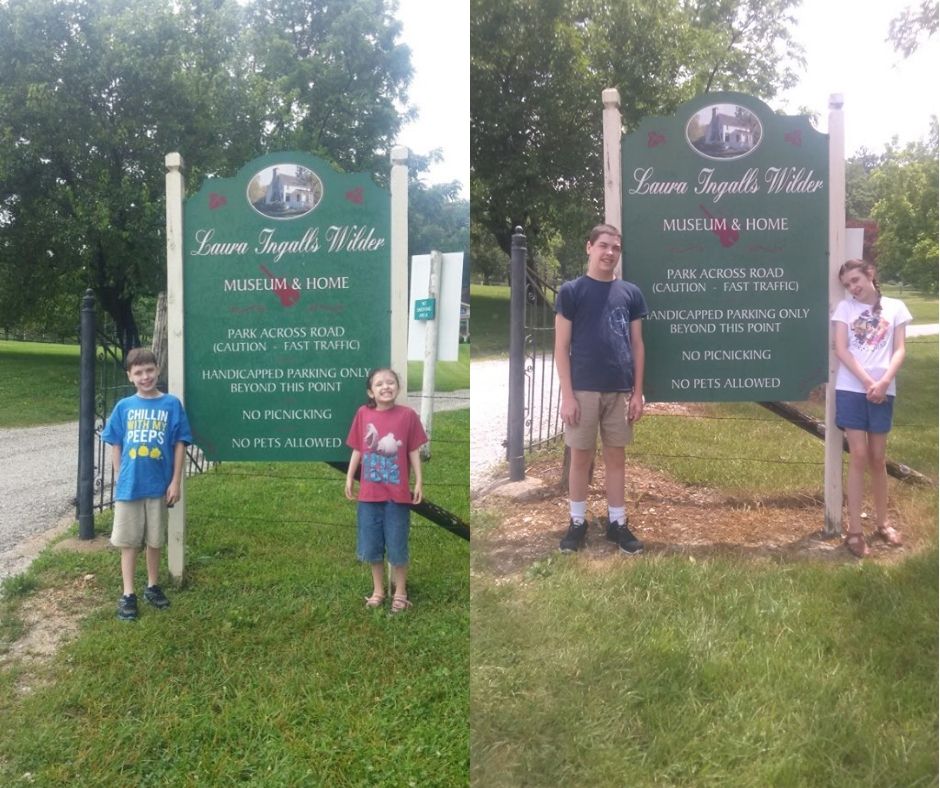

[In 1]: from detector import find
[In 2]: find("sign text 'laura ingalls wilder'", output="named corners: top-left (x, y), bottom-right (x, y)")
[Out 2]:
top-left (183, 152), bottom-right (390, 460)
top-left (621, 92), bottom-right (829, 402)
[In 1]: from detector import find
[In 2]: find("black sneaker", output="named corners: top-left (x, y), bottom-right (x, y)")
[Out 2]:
top-left (605, 518), bottom-right (644, 555)
top-left (144, 585), bottom-right (170, 610)
top-left (559, 518), bottom-right (588, 552)
top-left (117, 593), bottom-right (138, 621)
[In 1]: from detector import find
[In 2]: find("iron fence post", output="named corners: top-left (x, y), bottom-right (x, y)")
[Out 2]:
top-left (507, 227), bottom-right (526, 481)
top-left (77, 289), bottom-right (96, 539)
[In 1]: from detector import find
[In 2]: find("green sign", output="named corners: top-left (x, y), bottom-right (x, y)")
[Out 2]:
top-left (414, 297), bottom-right (436, 321)
top-left (183, 152), bottom-right (390, 460)
top-left (621, 92), bottom-right (828, 402)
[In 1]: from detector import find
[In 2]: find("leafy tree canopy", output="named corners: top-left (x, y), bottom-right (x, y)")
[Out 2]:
top-left (889, 0), bottom-right (939, 57)
top-left (0, 0), bottom-right (413, 348)
top-left (870, 117), bottom-right (939, 294)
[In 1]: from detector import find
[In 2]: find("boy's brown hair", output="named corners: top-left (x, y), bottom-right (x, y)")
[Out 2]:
top-left (125, 347), bottom-right (158, 371)
top-left (588, 223), bottom-right (622, 244)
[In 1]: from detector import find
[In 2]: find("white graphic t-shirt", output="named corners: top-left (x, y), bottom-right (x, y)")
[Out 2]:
top-left (831, 295), bottom-right (912, 395)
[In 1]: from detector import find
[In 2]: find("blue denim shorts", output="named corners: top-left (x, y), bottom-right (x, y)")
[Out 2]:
top-left (357, 501), bottom-right (411, 565)
top-left (836, 390), bottom-right (895, 434)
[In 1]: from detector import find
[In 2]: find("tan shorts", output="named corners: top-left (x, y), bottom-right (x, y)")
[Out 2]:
top-left (111, 498), bottom-right (167, 549)
top-left (564, 390), bottom-right (634, 450)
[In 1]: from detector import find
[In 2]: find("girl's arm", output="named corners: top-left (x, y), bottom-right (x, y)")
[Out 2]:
top-left (345, 449), bottom-right (362, 500)
top-left (409, 447), bottom-right (423, 504)
top-left (166, 441), bottom-right (186, 505)
top-left (868, 323), bottom-right (907, 403)
top-left (833, 321), bottom-right (877, 391)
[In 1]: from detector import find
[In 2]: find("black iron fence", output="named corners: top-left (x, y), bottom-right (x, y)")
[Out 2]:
top-left (507, 228), bottom-right (564, 480)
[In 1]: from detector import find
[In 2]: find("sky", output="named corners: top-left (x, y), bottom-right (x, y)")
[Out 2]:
top-left (393, 0), bottom-right (470, 196)
top-left (759, 0), bottom-right (938, 155)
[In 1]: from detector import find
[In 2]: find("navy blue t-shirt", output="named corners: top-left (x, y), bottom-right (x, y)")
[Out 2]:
top-left (555, 275), bottom-right (648, 392)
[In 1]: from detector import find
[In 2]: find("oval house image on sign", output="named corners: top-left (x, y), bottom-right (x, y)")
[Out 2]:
top-left (686, 103), bottom-right (762, 160)
top-left (247, 164), bottom-right (324, 220)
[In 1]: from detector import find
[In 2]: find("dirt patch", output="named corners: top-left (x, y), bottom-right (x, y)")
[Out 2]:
top-left (476, 454), bottom-right (922, 578)
top-left (1, 574), bottom-right (104, 696)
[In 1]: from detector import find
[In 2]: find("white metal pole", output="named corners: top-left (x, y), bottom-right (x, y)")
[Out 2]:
top-left (602, 87), bottom-right (623, 278)
top-left (824, 95), bottom-right (846, 537)
top-left (165, 152), bottom-right (187, 581)
top-left (390, 146), bottom-right (410, 386)
top-left (420, 250), bottom-right (442, 459)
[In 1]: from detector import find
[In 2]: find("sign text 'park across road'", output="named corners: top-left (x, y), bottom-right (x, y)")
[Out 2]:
top-left (621, 92), bottom-right (829, 402)
top-left (183, 152), bottom-right (390, 460)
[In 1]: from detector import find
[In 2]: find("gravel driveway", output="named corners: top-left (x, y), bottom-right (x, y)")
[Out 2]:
top-left (0, 421), bottom-right (79, 582)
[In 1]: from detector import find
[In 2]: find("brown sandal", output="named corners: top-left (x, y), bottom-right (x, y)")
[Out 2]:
top-left (364, 593), bottom-right (385, 609)
top-left (844, 531), bottom-right (869, 558)
top-left (875, 524), bottom-right (902, 546)
top-left (390, 594), bottom-right (412, 613)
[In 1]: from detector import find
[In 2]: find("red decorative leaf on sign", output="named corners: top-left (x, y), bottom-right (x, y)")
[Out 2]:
top-left (648, 131), bottom-right (666, 148)
top-left (260, 264), bottom-right (300, 307)
top-left (699, 204), bottom-right (739, 248)
top-left (345, 187), bottom-right (364, 204)
top-left (209, 192), bottom-right (227, 210)
top-left (784, 130), bottom-right (802, 146)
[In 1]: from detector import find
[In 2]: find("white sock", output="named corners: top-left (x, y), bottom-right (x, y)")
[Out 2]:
top-left (608, 505), bottom-right (625, 526)
top-left (569, 501), bottom-right (587, 524)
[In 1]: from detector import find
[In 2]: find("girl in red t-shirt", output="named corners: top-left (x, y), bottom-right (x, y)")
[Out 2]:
top-left (345, 368), bottom-right (427, 612)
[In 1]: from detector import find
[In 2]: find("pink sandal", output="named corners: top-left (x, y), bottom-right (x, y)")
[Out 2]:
top-left (391, 594), bottom-right (412, 614)
top-left (364, 592), bottom-right (385, 609)
top-left (844, 531), bottom-right (869, 558)
top-left (875, 524), bottom-right (902, 546)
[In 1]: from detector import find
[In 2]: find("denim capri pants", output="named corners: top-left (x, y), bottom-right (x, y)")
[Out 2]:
top-left (357, 501), bottom-right (411, 566)
top-left (835, 390), bottom-right (895, 434)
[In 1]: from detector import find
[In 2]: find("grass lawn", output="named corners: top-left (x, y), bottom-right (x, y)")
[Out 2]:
top-left (408, 341), bottom-right (470, 392)
top-left (0, 340), bottom-right (81, 427)
top-left (0, 409), bottom-right (469, 785)
top-left (469, 284), bottom-right (510, 358)
top-left (472, 547), bottom-right (938, 786)
top-left (471, 308), bottom-right (938, 785)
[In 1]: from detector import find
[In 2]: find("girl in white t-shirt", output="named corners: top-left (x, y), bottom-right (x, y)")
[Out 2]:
top-left (831, 259), bottom-right (912, 557)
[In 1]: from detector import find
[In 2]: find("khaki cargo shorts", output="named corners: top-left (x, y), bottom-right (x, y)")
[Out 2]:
top-left (564, 390), bottom-right (634, 450)
top-left (111, 497), bottom-right (167, 549)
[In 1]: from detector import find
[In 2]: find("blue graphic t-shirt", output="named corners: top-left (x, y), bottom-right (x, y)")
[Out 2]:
top-left (556, 275), bottom-right (649, 391)
top-left (101, 393), bottom-right (193, 501)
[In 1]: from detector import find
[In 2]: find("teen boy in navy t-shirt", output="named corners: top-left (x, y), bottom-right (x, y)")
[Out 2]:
top-left (554, 224), bottom-right (648, 554)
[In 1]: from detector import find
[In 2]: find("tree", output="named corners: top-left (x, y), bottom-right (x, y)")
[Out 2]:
top-left (470, 0), bottom-right (805, 267)
top-left (845, 148), bottom-right (883, 220)
top-left (0, 0), bottom-right (413, 350)
top-left (889, 0), bottom-right (939, 57)
top-left (870, 119), bottom-right (939, 293)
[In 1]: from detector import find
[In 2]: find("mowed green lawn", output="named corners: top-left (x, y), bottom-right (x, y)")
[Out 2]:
top-left (471, 284), bottom-right (938, 786)
top-left (0, 340), bottom-right (81, 426)
top-left (1, 410), bottom-right (470, 785)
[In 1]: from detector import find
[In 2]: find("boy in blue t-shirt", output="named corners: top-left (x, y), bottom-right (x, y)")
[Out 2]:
top-left (101, 348), bottom-right (192, 620)
top-left (554, 223), bottom-right (648, 554)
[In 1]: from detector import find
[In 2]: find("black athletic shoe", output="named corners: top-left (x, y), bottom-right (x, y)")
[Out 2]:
top-left (606, 518), bottom-right (644, 555)
top-left (117, 593), bottom-right (138, 621)
top-left (144, 585), bottom-right (170, 610)
top-left (559, 518), bottom-right (588, 552)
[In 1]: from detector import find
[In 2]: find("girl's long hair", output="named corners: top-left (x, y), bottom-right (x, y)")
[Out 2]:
top-left (364, 367), bottom-right (400, 409)
top-left (839, 259), bottom-right (882, 313)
